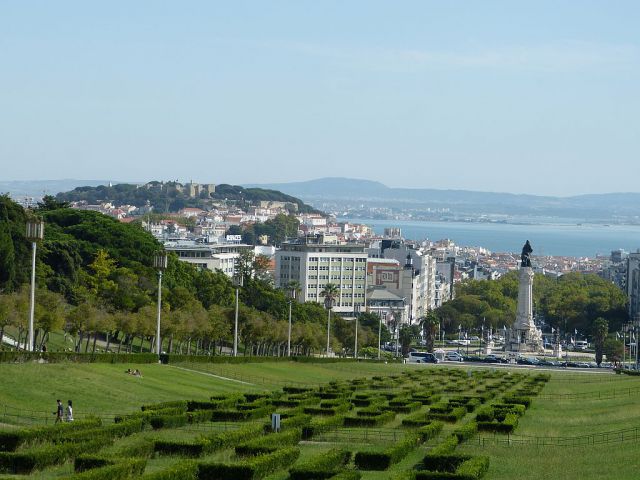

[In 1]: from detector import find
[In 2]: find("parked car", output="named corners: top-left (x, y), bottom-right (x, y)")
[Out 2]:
top-left (482, 354), bottom-right (506, 364)
top-left (517, 356), bottom-right (541, 366)
top-left (444, 351), bottom-right (465, 362)
top-left (407, 352), bottom-right (439, 364)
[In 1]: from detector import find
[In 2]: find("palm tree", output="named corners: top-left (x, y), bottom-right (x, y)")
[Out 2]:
top-left (320, 283), bottom-right (339, 356)
top-left (419, 311), bottom-right (440, 352)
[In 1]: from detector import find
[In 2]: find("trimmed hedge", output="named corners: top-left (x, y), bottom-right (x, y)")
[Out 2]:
top-left (427, 406), bottom-right (467, 423)
top-left (0, 418), bottom-right (102, 452)
top-left (149, 413), bottom-right (188, 430)
top-left (202, 423), bottom-right (265, 452)
top-left (302, 415), bottom-right (344, 439)
top-left (0, 439), bottom-right (107, 474)
top-left (61, 458), bottom-right (146, 480)
top-left (288, 448), bottom-right (351, 480)
top-left (354, 434), bottom-right (420, 470)
top-left (343, 411), bottom-right (395, 427)
top-left (141, 400), bottom-right (188, 412)
top-left (452, 422), bottom-right (478, 443)
top-left (154, 440), bottom-right (206, 457)
top-left (235, 428), bottom-right (301, 456)
top-left (210, 405), bottom-right (271, 421)
top-left (417, 422), bottom-right (444, 442)
top-left (328, 472), bottom-right (361, 480)
top-left (0, 351), bottom-right (159, 364)
top-left (198, 446), bottom-right (300, 480)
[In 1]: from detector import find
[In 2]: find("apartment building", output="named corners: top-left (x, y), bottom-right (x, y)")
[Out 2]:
top-left (165, 240), bottom-right (253, 277)
top-left (275, 235), bottom-right (367, 314)
top-left (626, 251), bottom-right (640, 323)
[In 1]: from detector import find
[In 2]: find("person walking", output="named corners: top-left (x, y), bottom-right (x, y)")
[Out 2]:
top-left (54, 399), bottom-right (63, 424)
top-left (65, 400), bottom-right (74, 422)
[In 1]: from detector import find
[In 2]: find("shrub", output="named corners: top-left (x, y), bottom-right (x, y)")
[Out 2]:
top-left (235, 428), bottom-right (301, 456)
top-left (61, 458), bottom-right (146, 480)
top-left (149, 413), bottom-right (188, 429)
top-left (501, 395), bottom-right (531, 408)
top-left (328, 472), bottom-right (361, 480)
top-left (288, 448), bottom-right (351, 480)
top-left (198, 446), bottom-right (300, 480)
top-left (74, 455), bottom-right (112, 472)
top-left (427, 406), bottom-right (467, 423)
top-left (141, 401), bottom-right (188, 412)
top-left (0, 418), bottom-right (102, 452)
top-left (187, 410), bottom-right (213, 424)
top-left (202, 423), bottom-right (265, 452)
top-left (302, 415), bottom-right (344, 439)
top-left (456, 456), bottom-right (490, 478)
top-left (421, 454), bottom-right (472, 474)
top-left (343, 411), bottom-right (395, 427)
top-left (417, 422), bottom-right (444, 442)
top-left (303, 403), bottom-right (350, 416)
top-left (452, 422), bottom-right (477, 443)
top-left (154, 440), bottom-right (206, 457)
top-left (426, 435), bottom-right (459, 457)
top-left (386, 401), bottom-right (422, 413)
top-left (0, 439), bottom-right (106, 474)
top-left (354, 434), bottom-right (420, 470)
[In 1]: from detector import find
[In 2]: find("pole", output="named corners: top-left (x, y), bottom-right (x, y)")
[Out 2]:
top-left (28, 241), bottom-right (36, 352)
top-left (326, 308), bottom-right (331, 357)
top-left (354, 315), bottom-right (358, 359)
top-left (156, 270), bottom-right (162, 359)
top-left (233, 287), bottom-right (239, 357)
top-left (287, 300), bottom-right (292, 357)
top-left (378, 314), bottom-right (382, 360)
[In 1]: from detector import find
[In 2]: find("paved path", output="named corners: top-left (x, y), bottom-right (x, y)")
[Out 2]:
top-left (166, 365), bottom-right (255, 385)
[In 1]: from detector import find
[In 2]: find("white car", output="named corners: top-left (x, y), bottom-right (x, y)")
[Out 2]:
top-left (444, 351), bottom-right (464, 362)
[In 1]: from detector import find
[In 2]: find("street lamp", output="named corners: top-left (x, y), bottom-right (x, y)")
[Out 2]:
top-left (287, 288), bottom-right (297, 357)
top-left (153, 251), bottom-right (168, 360)
top-left (233, 274), bottom-right (244, 357)
top-left (324, 296), bottom-right (334, 357)
top-left (25, 218), bottom-right (44, 352)
top-left (378, 311), bottom-right (386, 360)
top-left (354, 303), bottom-right (361, 359)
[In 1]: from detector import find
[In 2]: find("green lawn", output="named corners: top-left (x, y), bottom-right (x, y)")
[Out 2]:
top-left (2, 362), bottom-right (640, 479)
top-left (461, 371), bottom-right (640, 480)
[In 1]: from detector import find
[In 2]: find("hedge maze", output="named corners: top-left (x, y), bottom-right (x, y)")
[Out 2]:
top-left (0, 368), bottom-right (548, 479)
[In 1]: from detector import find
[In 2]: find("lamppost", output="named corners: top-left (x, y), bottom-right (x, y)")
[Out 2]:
top-left (324, 296), bottom-right (334, 357)
top-left (378, 311), bottom-right (385, 360)
top-left (25, 218), bottom-right (44, 352)
top-left (153, 251), bottom-right (168, 360)
top-left (233, 274), bottom-right (244, 357)
top-left (354, 303), bottom-right (361, 359)
top-left (287, 288), bottom-right (297, 357)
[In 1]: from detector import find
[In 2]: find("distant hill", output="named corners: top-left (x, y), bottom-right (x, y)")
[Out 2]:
top-left (55, 181), bottom-right (320, 214)
top-left (247, 177), bottom-right (640, 221)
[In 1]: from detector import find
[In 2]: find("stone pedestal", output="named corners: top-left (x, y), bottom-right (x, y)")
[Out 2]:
top-left (507, 267), bottom-right (543, 353)
top-left (483, 341), bottom-right (494, 355)
top-left (553, 343), bottom-right (563, 359)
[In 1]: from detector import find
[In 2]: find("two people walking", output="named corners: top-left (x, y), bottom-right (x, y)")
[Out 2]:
top-left (54, 399), bottom-right (73, 423)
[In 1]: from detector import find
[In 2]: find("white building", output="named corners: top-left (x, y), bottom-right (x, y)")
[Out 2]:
top-left (165, 240), bottom-right (253, 277)
top-left (275, 235), bottom-right (368, 314)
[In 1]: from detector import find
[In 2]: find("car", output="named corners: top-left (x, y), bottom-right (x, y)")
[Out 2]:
top-left (407, 352), bottom-right (439, 364)
top-left (444, 351), bottom-right (464, 362)
top-left (482, 354), bottom-right (505, 364)
top-left (517, 356), bottom-right (541, 366)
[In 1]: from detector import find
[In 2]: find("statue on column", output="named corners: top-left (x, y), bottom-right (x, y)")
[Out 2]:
top-left (520, 240), bottom-right (533, 267)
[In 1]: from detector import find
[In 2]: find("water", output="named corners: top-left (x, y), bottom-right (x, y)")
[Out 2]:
top-left (339, 218), bottom-right (640, 257)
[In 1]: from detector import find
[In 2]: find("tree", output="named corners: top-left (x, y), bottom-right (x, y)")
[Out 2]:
top-left (320, 283), bottom-right (339, 354)
top-left (603, 336), bottom-right (624, 365)
top-left (399, 324), bottom-right (420, 356)
top-left (593, 317), bottom-right (608, 366)
top-left (419, 311), bottom-right (440, 352)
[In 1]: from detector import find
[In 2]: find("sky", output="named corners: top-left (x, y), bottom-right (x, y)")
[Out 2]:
top-left (1, 1), bottom-right (639, 196)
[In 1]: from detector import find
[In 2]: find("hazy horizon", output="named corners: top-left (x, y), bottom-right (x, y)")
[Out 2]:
top-left (2, 1), bottom-right (639, 196)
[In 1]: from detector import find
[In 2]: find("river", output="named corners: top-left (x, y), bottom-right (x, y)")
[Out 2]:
top-left (338, 218), bottom-right (640, 257)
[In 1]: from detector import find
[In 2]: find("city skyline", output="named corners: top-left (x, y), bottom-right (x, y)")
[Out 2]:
top-left (2, 1), bottom-right (639, 196)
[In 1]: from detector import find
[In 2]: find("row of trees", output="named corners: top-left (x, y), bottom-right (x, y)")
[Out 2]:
top-left (0, 195), bottom-right (385, 356)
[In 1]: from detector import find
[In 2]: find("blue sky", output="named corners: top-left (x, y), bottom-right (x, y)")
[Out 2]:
top-left (1, 1), bottom-right (639, 196)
